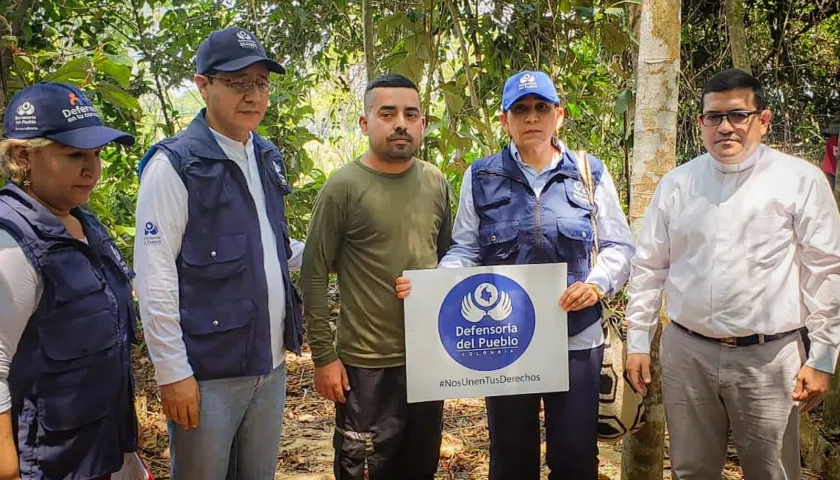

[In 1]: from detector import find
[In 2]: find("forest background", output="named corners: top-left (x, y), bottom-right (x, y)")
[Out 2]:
top-left (0, 0), bottom-right (839, 478)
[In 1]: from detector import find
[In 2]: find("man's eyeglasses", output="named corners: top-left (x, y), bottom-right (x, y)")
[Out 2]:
top-left (206, 75), bottom-right (274, 94)
top-left (699, 110), bottom-right (761, 127)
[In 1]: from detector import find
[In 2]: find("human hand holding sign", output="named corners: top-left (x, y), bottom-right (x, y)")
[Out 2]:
top-left (792, 365), bottom-right (831, 413)
top-left (395, 276), bottom-right (411, 299)
top-left (558, 281), bottom-right (600, 312)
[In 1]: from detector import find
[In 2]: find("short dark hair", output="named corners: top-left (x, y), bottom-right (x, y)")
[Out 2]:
top-left (363, 74), bottom-right (420, 112)
top-left (700, 68), bottom-right (766, 112)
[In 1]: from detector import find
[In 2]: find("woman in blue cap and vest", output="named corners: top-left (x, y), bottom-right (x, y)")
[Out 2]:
top-left (396, 71), bottom-right (635, 479)
top-left (0, 82), bottom-right (139, 480)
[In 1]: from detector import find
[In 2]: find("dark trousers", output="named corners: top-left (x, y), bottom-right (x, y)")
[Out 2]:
top-left (486, 345), bottom-right (604, 480)
top-left (333, 365), bottom-right (444, 480)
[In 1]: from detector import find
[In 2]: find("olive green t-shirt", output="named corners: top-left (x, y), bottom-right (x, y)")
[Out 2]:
top-left (300, 157), bottom-right (452, 368)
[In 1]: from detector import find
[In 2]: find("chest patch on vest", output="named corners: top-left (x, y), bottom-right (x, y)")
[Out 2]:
top-left (271, 158), bottom-right (288, 189)
top-left (572, 180), bottom-right (591, 206)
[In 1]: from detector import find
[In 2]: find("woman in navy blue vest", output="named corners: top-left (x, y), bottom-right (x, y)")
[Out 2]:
top-left (396, 71), bottom-right (635, 479)
top-left (0, 82), bottom-right (139, 480)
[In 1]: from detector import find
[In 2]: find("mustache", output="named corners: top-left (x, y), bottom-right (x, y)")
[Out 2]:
top-left (387, 131), bottom-right (413, 141)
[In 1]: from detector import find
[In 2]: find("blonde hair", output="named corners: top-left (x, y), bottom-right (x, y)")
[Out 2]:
top-left (0, 137), bottom-right (53, 184)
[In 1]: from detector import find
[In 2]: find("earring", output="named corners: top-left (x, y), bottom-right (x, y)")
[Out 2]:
top-left (22, 169), bottom-right (31, 188)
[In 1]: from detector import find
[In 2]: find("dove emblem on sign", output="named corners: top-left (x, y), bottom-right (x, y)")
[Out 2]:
top-left (461, 283), bottom-right (513, 322)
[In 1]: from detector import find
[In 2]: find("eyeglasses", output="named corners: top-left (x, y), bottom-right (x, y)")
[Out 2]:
top-left (699, 110), bottom-right (761, 127)
top-left (206, 75), bottom-right (274, 94)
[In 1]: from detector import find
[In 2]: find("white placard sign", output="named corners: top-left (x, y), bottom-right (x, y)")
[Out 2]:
top-left (403, 263), bottom-right (569, 403)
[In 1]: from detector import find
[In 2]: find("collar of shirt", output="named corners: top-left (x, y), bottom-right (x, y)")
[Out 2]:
top-left (209, 127), bottom-right (255, 169)
top-left (508, 139), bottom-right (564, 185)
top-left (708, 144), bottom-right (765, 173)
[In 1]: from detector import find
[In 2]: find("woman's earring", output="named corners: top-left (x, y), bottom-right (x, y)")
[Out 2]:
top-left (22, 169), bottom-right (31, 188)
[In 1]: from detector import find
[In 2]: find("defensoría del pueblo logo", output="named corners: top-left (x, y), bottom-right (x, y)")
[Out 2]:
top-left (438, 273), bottom-right (536, 371)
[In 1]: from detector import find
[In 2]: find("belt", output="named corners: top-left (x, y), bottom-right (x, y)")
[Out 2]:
top-left (671, 321), bottom-right (799, 348)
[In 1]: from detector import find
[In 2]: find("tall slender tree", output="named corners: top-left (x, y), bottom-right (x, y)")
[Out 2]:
top-left (621, 0), bottom-right (681, 477)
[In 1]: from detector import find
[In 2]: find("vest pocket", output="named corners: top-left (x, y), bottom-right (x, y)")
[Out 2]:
top-left (45, 255), bottom-right (108, 318)
top-left (556, 217), bottom-right (594, 272)
top-left (180, 299), bottom-right (256, 379)
top-left (181, 233), bottom-right (247, 280)
top-left (36, 310), bottom-right (122, 431)
top-left (38, 309), bottom-right (119, 371)
top-left (478, 220), bottom-right (520, 263)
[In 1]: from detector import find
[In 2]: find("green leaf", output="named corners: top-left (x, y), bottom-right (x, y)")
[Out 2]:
top-left (13, 55), bottom-right (33, 73)
top-left (95, 84), bottom-right (141, 112)
top-left (566, 102), bottom-right (582, 119)
top-left (601, 22), bottom-right (629, 54)
top-left (96, 55), bottom-right (132, 89)
top-left (115, 225), bottom-right (136, 237)
top-left (397, 54), bottom-right (424, 83)
top-left (615, 89), bottom-right (632, 115)
top-left (603, 7), bottom-right (625, 18)
top-left (444, 91), bottom-right (466, 116)
top-left (44, 57), bottom-right (92, 83)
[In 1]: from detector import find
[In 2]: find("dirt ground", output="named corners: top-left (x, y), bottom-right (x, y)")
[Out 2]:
top-left (131, 343), bottom-right (789, 480)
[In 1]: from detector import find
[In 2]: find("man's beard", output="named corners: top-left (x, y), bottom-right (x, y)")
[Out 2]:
top-left (373, 132), bottom-right (418, 162)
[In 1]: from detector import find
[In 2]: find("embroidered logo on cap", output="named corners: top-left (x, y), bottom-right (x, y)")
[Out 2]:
top-left (519, 73), bottom-right (537, 90)
top-left (69, 92), bottom-right (81, 106)
top-left (236, 29), bottom-right (258, 49)
top-left (16, 102), bottom-right (34, 116)
top-left (14, 101), bottom-right (37, 131)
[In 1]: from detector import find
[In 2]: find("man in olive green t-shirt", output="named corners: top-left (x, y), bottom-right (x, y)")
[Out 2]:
top-left (299, 74), bottom-right (452, 480)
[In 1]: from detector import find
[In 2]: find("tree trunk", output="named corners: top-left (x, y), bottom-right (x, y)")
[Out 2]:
top-left (446, 0), bottom-right (496, 155)
top-left (621, 0), bottom-right (681, 477)
top-left (725, 0), bottom-right (752, 74)
top-left (0, 0), bottom-right (36, 136)
top-left (362, 0), bottom-right (376, 80)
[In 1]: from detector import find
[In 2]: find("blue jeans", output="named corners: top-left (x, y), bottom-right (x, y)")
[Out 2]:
top-left (168, 364), bottom-right (286, 480)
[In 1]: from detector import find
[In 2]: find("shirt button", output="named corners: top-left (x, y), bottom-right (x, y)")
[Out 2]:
top-left (490, 235), bottom-right (497, 243)
top-left (213, 320), bottom-right (219, 327)
top-left (582, 231), bottom-right (588, 239)
top-left (210, 251), bottom-right (217, 258)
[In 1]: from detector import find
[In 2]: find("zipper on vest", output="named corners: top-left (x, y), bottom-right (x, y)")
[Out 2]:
top-left (534, 195), bottom-right (542, 252)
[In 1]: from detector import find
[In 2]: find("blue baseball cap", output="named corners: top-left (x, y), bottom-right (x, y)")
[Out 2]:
top-left (4, 82), bottom-right (135, 149)
top-left (195, 27), bottom-right (285, 75)
top-left (501, 71), bottom-right (560, 112)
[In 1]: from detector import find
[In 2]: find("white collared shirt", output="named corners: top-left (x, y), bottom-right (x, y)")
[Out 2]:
top-left (134, 128), bottom-right (304, 385)
top-left (626, 145), bottom-right (840, 373)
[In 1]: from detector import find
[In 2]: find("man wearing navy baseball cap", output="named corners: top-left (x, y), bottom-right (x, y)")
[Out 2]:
top-left (420, 70), bottom-right (634, 479)
top-left (134, 27), bottom-right (304, 479)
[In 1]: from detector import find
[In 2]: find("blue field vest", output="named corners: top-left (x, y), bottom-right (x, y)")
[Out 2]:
top-left (0, 184), bottom-right (137, 480)
top-left (137, 110), bottom-right (302, 380)
top-left (470, 143), bottom-right (604, 336)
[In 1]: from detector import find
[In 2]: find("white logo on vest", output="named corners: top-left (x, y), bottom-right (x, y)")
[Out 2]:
top-left (572, 180), bottom-right (591, 207)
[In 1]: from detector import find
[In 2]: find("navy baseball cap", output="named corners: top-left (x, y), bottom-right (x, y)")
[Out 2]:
top-left (501, 71), bottom-right (560, 112)
top-left (195, 27), bottom-right (285, 75)
top-left (4, 82), bottom-right (135, 149)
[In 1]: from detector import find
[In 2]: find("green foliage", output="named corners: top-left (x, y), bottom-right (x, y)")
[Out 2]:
top-left (1, 0), bottom-right (837, 265)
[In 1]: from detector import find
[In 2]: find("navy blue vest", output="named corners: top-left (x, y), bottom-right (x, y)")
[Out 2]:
top-left (470, 143), bottom-right (604, 336)
top-left (0, 184), bottom-right (137, 480)
top-left (137, 110), bottom-right (302, 381)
